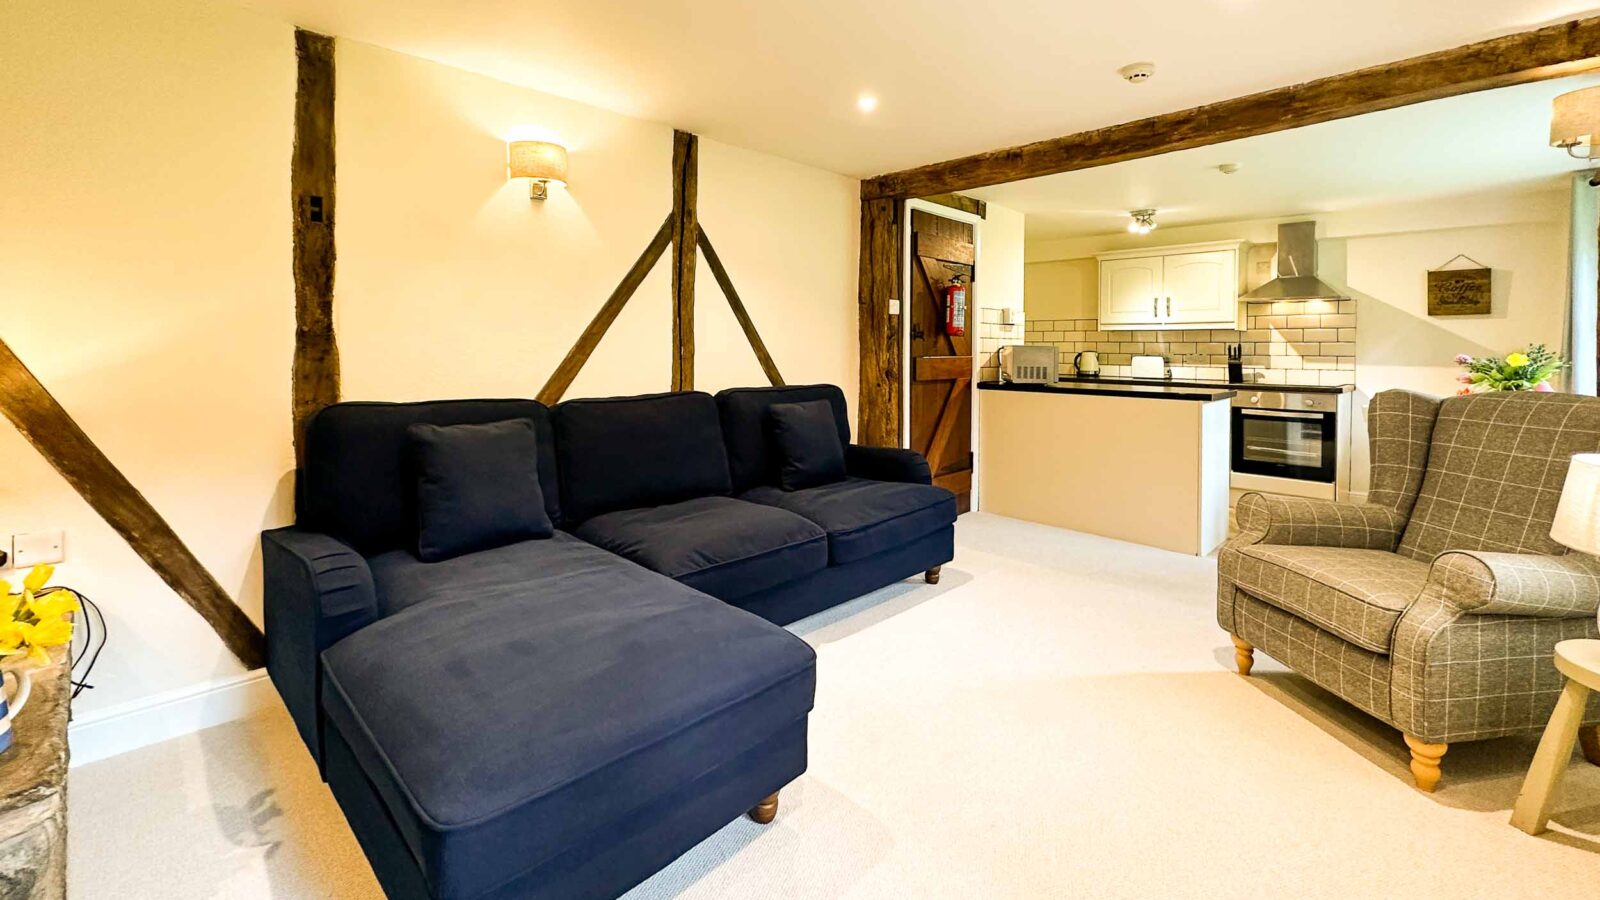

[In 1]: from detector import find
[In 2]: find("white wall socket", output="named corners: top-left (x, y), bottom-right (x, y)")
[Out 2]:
top-left (11, 530), bottom-right (65, 569)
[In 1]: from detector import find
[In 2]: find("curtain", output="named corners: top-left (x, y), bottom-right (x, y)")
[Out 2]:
top-left (1565, 171), bottom-right (1598, 395)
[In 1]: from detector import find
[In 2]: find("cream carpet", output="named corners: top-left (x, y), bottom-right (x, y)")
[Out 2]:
top-left (68, 514), bottom-right (1600, 899)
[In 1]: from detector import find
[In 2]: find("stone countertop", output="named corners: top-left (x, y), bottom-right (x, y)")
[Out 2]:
top-left (1054, 373), bottom-right (1354, 395)
top-left (977, 380), bottom-right (1234, 403)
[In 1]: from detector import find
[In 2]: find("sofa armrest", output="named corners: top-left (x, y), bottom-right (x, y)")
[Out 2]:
top-left (262, 527), bottom-right (380, 766)
top-left (1231, 492), bottom-right (1407, 551)
top-left (1426, 550), bottom-right (1600, 618)
top-left (845, 444), bottom-right (932, 485)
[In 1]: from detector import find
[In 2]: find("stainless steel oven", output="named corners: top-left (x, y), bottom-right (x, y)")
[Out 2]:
top-left (1231, 391), bottom-right (1338, 484)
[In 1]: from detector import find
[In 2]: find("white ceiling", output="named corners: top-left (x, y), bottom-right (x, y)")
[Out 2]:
top-left (968, 72), bottom-right (1600, 241)
top-left (236, 0), bottom-right (1600, 177)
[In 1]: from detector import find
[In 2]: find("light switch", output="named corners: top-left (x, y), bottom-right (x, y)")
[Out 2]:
top-left (12, 530), bottom-right (65, 569)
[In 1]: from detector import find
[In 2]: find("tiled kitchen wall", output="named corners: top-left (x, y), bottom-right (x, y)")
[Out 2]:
top-left (977, 306), bottom-right (1026, 382)
top-left (1022, 298), bottom-right (1356, 386)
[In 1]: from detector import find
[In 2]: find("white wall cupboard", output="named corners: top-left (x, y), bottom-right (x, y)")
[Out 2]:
top-left (1096, 241), bottom-right (1244, 330)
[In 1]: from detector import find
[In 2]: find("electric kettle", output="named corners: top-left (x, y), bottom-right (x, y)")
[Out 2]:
top-left (1073, 350), bottom-right (1100, 377)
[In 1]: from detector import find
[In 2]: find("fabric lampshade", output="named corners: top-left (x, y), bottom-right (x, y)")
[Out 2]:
top-left (1551, 87), bottom-right (1600, 158)
top-left (1551, 453), bottom-right (1600, 555)
top-left (508, 141), bottom-right (568, 186)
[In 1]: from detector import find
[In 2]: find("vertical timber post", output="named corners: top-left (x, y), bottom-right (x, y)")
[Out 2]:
top-left (857, 196), bottom-right (902, 447)
top-left (292, 30), bottom-right (339, 464)
top-left (671, 131), bottom-right (699, 391)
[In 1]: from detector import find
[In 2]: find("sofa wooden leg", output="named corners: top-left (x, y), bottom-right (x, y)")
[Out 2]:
top-left (1404, 734), bottom-right (1448, 793)
top-left (748, 792), bottom-right (779, 825)
top-left (1579, 725), bottom-right (1600, 767)
top-left (924, 566), bottom-right (942, 585)
top-left (1230, 635), bottom-right (1255, 676)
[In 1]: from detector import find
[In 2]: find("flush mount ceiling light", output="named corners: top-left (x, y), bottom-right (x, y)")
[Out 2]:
top-left (1127, 209), bottom-right (1158, 234)
top-left (508, 140), bottom-right (569, 201)
top-left (1551, 86), bottom-right (1600, 159)
top-left (857, 93), bottom-right (879, 113)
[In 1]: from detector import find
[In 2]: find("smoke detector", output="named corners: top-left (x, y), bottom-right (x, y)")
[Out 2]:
top-left (1119, 62), bottom-right (1155, 83)
top-left (1217, 163), bottom-right (1241, 175)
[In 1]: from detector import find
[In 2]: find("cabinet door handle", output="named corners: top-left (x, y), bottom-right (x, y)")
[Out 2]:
top-left (1152, 298), bottom-right (1158, 318)
top-left (1166, 297), bottom-right (1171, 316)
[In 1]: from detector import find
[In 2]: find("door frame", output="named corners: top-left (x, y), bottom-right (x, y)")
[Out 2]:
top-left (900, 199), bottom-right (984, 508)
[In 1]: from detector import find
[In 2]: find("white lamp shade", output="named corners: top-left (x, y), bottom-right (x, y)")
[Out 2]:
top-left (1551, 87), bottom-right (1600, 156)
top-left (508, 141), bottom-right (568, 186)
top-left (1551, 453), bottom-right (1600, 555)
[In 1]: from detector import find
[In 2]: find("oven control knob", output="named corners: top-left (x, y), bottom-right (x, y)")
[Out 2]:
top-left (1304, 398), bottom-right (1315, 407)
top-left (1250, 394), bottom-right (1260, 403)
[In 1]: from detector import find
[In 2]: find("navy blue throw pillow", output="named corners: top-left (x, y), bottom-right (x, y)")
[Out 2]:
top-left (410, 419), bottom-right (553, 562)
top-left (768, 401), bottom-right (847, 491)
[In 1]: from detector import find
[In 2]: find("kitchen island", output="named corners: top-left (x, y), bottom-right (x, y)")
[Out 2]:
top-left (977, 380), bottom-right (1233, 556)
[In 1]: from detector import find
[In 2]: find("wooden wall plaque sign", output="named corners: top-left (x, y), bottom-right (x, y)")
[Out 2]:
top-left (1427, 258), bottom-right (1492, 316)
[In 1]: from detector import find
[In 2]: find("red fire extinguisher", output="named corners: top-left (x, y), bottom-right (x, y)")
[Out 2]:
top-left (943, 274), bottom-right (968, 336)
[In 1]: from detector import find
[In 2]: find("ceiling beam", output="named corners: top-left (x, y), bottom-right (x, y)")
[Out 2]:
top-left (862, 16), bottom-right (1600, 201)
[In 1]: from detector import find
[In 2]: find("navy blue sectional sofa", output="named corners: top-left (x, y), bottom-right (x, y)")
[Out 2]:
top-left (262, 384), bottom-right (956, 900)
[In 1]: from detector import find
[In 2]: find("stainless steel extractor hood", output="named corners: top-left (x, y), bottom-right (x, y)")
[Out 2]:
top-left (1242, 221), bottom-right (1347, 301)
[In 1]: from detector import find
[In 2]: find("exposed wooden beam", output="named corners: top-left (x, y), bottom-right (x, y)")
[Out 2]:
top-left (0, 338), bottom-right (266, 668)
top-left (671, 131), bottom-right (699, 391)
top-left (863, 17), bottom-right (1600, 200)
top-left (921, 193), bottom-right (985, 219)
top-left (857, 197), bottom-right (901, 447)
top-left (538, 216), bottom-right (674, 405)
top-left (697, 228), bottom-right (784, 387)
top-left (291, 30), bottom-right (339, 466)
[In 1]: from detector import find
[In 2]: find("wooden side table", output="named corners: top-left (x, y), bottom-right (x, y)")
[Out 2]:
top-left (0, 662), bottom-right (70, 898)
top-left (1511, 639), bottom-right (1600, 835)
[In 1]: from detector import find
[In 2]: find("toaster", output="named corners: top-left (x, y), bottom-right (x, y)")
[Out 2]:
top-left (999, 345), bottom-right (1058, 384)
top-left (1130, 355), bottom-right (1168, 379)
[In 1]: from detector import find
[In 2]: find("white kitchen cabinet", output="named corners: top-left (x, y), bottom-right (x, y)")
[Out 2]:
top-left (1095, 241), bottom-right (1244, 330)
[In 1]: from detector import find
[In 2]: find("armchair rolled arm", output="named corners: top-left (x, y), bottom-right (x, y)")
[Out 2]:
top-left (1232, 492), bottom-right (1407, 551)
top-left (262, 527), bottom-right (380, 765)
top-left (1427, 550), bottom-right (1600, 618)
top-left (845, 444), bottom-right (932, 485)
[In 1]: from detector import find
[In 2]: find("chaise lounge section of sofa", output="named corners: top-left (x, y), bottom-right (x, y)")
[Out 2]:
top-left (262, 384), bottom-right (956, 899)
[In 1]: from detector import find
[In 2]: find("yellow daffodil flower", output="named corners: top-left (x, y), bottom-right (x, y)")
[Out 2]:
top-left (26, 590), bottom-right (79, 623)
top-left (1506, 352), bottom-right (1530, 368)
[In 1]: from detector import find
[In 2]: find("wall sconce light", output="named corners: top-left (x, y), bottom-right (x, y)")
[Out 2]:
top-left (508, 140), bottom-right (569, 200)
top-left (1551, 87), bottom-right (1600, 159)
top-left (1127, 209), bottom-right (1158, 235)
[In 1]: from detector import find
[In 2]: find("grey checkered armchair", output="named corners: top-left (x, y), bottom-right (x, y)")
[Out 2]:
top-left (1219, 389), bottom-right (1600, 792)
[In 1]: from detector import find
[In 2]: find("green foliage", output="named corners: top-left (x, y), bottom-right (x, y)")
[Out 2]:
top-left (1455, 344), bottom-right (1565, 393)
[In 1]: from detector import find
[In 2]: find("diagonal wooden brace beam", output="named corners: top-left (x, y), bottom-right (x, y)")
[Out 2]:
top-left (538, 216), bottom-right (674, 405)
top-left (0, 338), bottom-right (266, 668)
top-left (697, 227), bottom-right (784, 387)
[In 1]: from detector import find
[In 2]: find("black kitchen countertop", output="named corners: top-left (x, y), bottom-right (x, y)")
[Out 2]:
top-left (1054, 373), bottom-right (1354, 394)
top-left (977, 380), bottom-right (1234, 403)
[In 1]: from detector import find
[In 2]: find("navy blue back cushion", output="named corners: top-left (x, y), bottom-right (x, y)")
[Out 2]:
top-left (300, 399), bottom-right (560, 554)
top-left (716, 385), bottom-right (851, 492)
top-left (768, 401), bottom-right (848, 491)
top-left (410, 420), bottom-right (554, 562)
top-left (554, 391), bottom-right (734, 524)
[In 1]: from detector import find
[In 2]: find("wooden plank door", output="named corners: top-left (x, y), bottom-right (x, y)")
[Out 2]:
top-left (909, 209), bottom-right (974, 513)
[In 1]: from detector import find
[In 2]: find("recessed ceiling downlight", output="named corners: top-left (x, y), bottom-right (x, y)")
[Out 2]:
top-left (857, 94), bottom-right (879, 113)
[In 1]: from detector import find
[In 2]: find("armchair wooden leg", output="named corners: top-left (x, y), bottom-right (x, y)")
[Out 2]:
top-left (1230, 636), bottom-right (1255, 676)
top-left (1404, 734), bottom-right (1448, 793)
top-left (748, 792), bottom-right (779, 825)
top-left (1579, 725), bottom-right (1600, 767)
top-left (1512, 680), bottom-right (1593, 834)
top-left (924, 566), bottom-right (942, 585)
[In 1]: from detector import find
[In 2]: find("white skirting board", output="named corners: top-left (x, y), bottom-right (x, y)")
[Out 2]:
top-left (67, 668), bottom-right (276, 767)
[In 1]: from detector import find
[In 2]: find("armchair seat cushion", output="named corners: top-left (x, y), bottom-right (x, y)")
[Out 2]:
top-left (1225, 545), bottom-right (1431, 654)
top-left (742, 478), bottom-right (957, 565)
top-left (320, 536), bottom-right (816, 900)
top-left (573, 497), bottom-right (828, 601)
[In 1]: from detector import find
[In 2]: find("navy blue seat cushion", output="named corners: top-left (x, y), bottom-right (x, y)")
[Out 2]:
top-left (369, 530), bottom-right (607, 619)
top-left (768, 400), bottom-right (847, 491)
top-left (321, 534), bottom-right (816, 900)
top-left (554, 391), bottom-right (733, 524)
top-left (573, 497), bottom-right (828, 602)
top-left (410, 420), bottom-right (553, 562)
top-left (743, 478), bottom-right (958, 564)
top-left (300, 400), bottom-right (561, 554)
top-left (716, 385), bottom-right (851, 493)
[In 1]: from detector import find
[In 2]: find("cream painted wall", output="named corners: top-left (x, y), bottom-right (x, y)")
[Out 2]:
top-left (1, 0), bottom-right (296, 714)
top-left (4, 1), bottom-right (861, 727)
top-left (1022, 258), bottom-right (1096, 322)
top-left (336, 39), bottom-right (860, 420)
